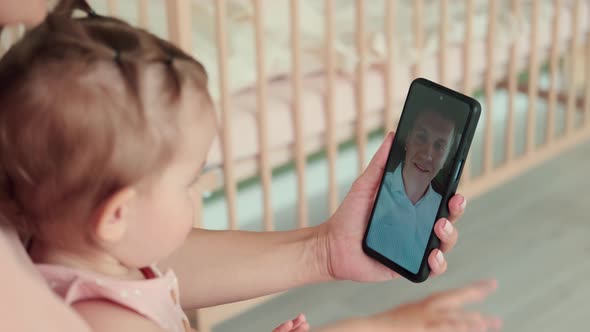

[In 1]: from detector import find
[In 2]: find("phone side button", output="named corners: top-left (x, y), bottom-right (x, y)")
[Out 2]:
top-left (453, 160), bottom-right (464, 182)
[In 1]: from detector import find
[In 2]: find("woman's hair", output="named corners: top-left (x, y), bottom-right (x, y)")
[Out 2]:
top-left (0, 0), bottom-right (213, 238)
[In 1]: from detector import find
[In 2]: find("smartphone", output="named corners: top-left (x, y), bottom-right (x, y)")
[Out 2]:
top-left (362, 77), bottom-right (481, 283)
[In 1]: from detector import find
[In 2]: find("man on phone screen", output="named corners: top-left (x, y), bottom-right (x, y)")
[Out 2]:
top-left (366, 109), bottom-right (457, 274)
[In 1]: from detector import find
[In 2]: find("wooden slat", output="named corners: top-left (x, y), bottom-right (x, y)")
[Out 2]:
top-left (412, 0), bottom-right (423, 78)
top-left (526, 0), bottom-right (539, 154)
top-left (1, 27), bottom-right (14, 55)
top-left (461, 0), bottom-right (474, 186)
top-left (546, 0), bottom-right (561, 144)
top-left (566, 0), bottom-right (581, 133)
top-left (5, 25), bottom-right (23, 47)
top-left (505, 0), bottom-right (520, 162)
top-left (514, 85), bottom-right (583, 107)
top-left (464, 121), bottom-right (590, 200)
top-left (137, 0), bottom-right (149, 29)
top-left (325, 0), bottom-right (338, 214)
top-left (166, 0), bottom-right (192, 53)
top-left (384, 0), bottom-right (397, 134)
top-left (586, 29), bottom-right (590, 126)
top-left (11, 26), bottom-right (20, 44)
top-left (439, 0), bottom-right (448, 86)
top-left (214, 0), bottom-right (238, 230)
top-left (483, 0), bottom-right (497, 174)
top-left (0, 27), bottom-right (6, 56)
top-left (107, 0), bottom-right (117, 16)
top-left (253, 0), bottom-right (273, 231)
top-left (355, 0), bottom-right (367, 174)
top-left (463, 0), bottom-right (473, 95)
top-left (290, 0), bottom-right (308, 228)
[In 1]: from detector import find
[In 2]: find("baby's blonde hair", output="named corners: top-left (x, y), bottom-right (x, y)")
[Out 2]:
top-left (0, 0), bottom-right (213, 239)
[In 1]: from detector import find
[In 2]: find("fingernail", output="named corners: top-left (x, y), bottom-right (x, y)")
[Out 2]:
top-left (443, 219), bottom-right (453, 235)
top-left (436, 250), bottom-right (444, 265)
top-left (460, 196), bottom-right (467, 209)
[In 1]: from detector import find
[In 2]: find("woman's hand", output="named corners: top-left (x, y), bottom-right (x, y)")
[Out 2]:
top-left (367, 280), bottom-right (502, 332)
top-left (317, 132), bottom-right (465, 282)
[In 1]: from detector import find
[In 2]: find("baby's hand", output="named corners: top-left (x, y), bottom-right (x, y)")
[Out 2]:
top-left (369, 280), bottom-right (502, 332)
top-left (272, 313), bottom-right (309, 332)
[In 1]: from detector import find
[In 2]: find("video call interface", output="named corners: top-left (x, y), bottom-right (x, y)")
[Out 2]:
top-left (365, 83), bottom-right (470, 274)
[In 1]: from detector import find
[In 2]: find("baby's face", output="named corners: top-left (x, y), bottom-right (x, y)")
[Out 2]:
top-left (120, 92), bottom-right (217, 267)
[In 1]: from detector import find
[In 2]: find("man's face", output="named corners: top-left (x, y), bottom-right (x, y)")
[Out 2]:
top-left (404, 111), bottom-right (455, 183)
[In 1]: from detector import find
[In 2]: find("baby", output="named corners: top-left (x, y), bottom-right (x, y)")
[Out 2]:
top-left (0, 2), bottom-right (307, 332)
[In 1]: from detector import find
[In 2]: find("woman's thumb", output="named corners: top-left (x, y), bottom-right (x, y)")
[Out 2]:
top-left (354, 132), bottom-right (395, 189)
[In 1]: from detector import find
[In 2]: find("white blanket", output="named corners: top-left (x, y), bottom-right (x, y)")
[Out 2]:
top-left (81, 0), bottom-right (566, 101)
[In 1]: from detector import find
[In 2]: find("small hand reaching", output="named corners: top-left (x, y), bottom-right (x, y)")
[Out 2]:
top-left (369, 279), bottom-right (502, 332)
top-left (273, 313), bottom-right (309, 332)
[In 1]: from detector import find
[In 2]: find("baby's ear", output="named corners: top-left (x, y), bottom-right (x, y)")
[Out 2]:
top-left (92, 187), bottom-right (137, 243)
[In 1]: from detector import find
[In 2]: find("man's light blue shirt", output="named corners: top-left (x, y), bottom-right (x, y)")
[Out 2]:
top-left (366, 164), bottom-right (442, 274)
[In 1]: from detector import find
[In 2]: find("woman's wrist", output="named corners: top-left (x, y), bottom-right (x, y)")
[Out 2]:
top-left (307, 223), bottom-right (336, 283)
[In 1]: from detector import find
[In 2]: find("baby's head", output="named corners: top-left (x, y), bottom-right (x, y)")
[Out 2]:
top-left (0, 1), bottom-right (217, 268)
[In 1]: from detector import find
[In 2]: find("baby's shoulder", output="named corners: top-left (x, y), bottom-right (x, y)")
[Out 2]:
top-left (73, 300), bottom-right (167, 332)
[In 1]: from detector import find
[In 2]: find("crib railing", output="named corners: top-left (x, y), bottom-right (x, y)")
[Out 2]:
top-left (188, 1), bottom-right (590, 330)
top-left (1, 1), bottom-right (589, 331)
top-left (187, 1), bottom-right (590, 330)
top-left (182, 0), bottom-right (589, 229)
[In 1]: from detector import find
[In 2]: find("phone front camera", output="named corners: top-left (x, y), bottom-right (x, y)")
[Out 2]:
top-left (440, 96), bottom-right (444, 100)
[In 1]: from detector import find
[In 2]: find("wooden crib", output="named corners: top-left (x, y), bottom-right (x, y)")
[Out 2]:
top-left (2, 1), bottom-right (589, 331)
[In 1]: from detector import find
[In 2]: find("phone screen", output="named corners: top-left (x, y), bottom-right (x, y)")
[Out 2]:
top-left (365, 82), bottom-right (472, 274)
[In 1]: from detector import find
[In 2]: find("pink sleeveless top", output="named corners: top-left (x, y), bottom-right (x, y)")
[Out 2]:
top-left (36, 264), bottom-right (192, 332)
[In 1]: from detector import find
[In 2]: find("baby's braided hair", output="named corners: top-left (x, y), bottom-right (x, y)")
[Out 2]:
top-left (0, 0), bottom-right (212, 239)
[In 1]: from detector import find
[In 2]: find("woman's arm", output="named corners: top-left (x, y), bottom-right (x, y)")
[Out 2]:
top-left (160, 226), bottom-right (329, 309)
top-left (0, 227), bottom-right (93, 332)
top-left (162, 133), bottom-right (465, 310)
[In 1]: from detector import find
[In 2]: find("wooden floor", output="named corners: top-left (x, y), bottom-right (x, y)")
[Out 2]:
top-left (213, 140), bottom-right (590, 332)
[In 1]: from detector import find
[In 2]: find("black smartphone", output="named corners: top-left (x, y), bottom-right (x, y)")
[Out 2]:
top-left (362, 78), bottom-right (481, 283)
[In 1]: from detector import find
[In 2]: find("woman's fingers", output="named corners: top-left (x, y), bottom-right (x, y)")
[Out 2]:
top-left (291, 314), bottom-right (306, 329)
top-left (273, 314), bottom-right (307, 332)
top-left (448, 194), bottom-right (467, 224)
top-left (428, 249), bottom-right (448, 276)
top-left (435, 217), bottom-right (459, 254)
top-left (292, 322), bottom-right (310, 332)
top-left (429, 280), bottom-right (498, 310)
top-left (437, 310), bottom-right (503, 332)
